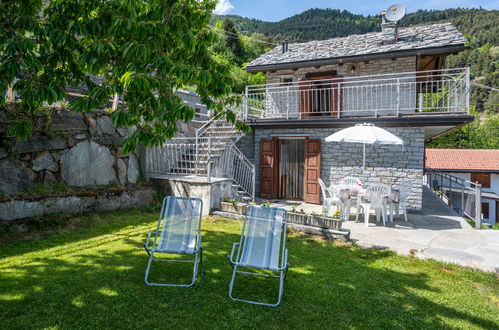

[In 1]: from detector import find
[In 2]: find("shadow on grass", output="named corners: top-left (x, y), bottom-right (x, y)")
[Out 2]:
top-left (0, 210), bottom-right (158, 258)
top-left (0, 216), bottom-right (497, 329)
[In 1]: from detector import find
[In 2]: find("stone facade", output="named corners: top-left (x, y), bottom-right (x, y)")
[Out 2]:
top-left (235, 56), bottom-right (426, 209)
top-left (236, 130), bottom-right (255, 163)
top-left (0, 108), bottom-right (140, 195)
top-left (262, 57), bottom-right (418, 118)
top-left (245, 126), bottom-right (424, 210)
top-left (266, 57), bottom-right (416, 82)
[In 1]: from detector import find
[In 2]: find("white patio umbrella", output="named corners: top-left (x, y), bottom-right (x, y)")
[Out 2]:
top-left (325, 123), bottom-right (404, 173)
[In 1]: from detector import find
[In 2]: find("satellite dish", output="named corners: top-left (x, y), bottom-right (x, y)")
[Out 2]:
top-left (385, 4), bottom-right (406, 22)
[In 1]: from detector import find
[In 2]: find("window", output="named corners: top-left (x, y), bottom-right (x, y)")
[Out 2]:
top-left (481, 203), bottom-right (490, 219)
top-left (471, 173), bottom-right (491, 188)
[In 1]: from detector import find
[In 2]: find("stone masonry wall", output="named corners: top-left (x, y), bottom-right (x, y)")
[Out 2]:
top-left (236, 130), bottom-right (255, 163)
top-left (0, 107), bottom-right (141, 195)
top-left (253, 126), bottom-right (425, 210)
top-left (266, 57), bottom-right (417, 83)
top-left (263, 57), bottom-right (418, 118)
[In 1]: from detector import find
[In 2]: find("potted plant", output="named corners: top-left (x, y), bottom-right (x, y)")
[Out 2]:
top-left (287, 205), bottom-right (308, 225)
top-left (219, 196), bottom-right (247, 215)
top-left (260, 200), bottom-right (272, 207)
top-left (307, 210), bottom-right (342, 230)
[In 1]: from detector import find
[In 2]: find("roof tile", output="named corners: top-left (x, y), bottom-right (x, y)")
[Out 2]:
top-left (247, 23), bottom-right (465, 68)
top-left (425, 149), bottom-right (499, 172)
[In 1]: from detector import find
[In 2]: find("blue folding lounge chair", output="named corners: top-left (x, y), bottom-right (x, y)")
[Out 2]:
top-left (228, 205), bottom-right (289, 306)
top-left (144, 196), bottom-right (203, 287)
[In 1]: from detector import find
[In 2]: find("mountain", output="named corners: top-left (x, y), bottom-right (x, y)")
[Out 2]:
top-left (212, 8), bottom-right (499, 44)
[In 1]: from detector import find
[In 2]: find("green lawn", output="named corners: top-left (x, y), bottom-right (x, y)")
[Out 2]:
top-left (0, 210), bottom-right (498, 329)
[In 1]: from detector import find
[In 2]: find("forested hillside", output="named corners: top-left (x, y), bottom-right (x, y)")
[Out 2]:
top-left (211, 8), bottom-right (498, 148)
top-left (212, 9), bottom-right (498, 44)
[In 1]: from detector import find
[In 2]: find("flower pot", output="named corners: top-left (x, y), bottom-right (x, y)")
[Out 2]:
top-left (287, 212), bottom-right (308, 225)
top-left (219, 201), bottom-right (247, 215)
top-left (307, 215), bottom-right (342, 230)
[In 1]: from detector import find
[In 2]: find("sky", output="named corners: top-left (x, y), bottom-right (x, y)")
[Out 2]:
top-left (214, 0), bottom-right (499, 22)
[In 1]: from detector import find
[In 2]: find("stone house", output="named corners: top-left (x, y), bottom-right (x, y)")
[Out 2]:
top-left (235, 22), bottom-right (474, 210)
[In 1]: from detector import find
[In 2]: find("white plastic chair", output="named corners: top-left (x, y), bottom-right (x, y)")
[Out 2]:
top-left (390, 180), bottom-right (413, 222)
top-left (356, 184), bottom-right (391, 227)
top-left (338, 177), bottom-right (363, 220)
top-left (338, 177), bottom-right (362, 187)
top-left (318, 178), bottom-right (341, 216)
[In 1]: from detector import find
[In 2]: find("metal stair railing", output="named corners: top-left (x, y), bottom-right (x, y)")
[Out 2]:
top-left (145, 107), bottom-right (256, 202)
top-left (424, 169), bottom-right (483, 229)
top-left (211, 142), bottom-right (255, 202)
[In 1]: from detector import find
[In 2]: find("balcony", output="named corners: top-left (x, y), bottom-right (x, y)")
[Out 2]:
top-left (244, 68), bottom-right (470, 120)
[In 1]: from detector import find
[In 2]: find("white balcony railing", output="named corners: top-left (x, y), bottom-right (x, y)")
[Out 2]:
top-left (244, 68), bottom-right (470, 120)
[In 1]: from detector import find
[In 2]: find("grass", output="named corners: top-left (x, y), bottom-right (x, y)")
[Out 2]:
top-left (0, 210), bottom-right (498, 329)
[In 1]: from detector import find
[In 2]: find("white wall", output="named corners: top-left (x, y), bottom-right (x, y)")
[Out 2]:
top-left (481, 198), bottom-right (496, 225)
top-left (489, 174), bottom-right (499, 194)
top-left (445, 172), bottom-right (497, 225)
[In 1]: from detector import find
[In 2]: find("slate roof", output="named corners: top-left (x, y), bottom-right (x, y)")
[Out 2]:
top-left (425, 149), bottom-right (499, 172)
top-left (247, 23), bottom-right (465, 70)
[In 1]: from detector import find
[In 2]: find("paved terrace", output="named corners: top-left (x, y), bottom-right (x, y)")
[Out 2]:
top-left (261, 187), bottom-right (499, 273)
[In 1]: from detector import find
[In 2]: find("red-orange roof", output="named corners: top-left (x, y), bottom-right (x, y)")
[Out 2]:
top-left (425, 149), bottom-right (499, 172)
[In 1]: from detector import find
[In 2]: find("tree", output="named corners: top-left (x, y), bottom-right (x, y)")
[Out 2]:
top-left (221, 18), bottom-right (245, 63)
top-left (427, 109), bottom-right (499, 149)
top-left (0, 0), bottom-right (247, 153)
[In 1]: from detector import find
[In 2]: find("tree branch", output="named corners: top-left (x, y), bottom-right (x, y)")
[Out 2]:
top-left (165, 1), bottom-right (175, 25)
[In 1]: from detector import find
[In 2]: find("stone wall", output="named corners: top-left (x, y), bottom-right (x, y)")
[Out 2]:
top-left (252, 126), bottom-right (425, 210)
top-left (263, 57), bottom-right (418, 118)
top-left (0, 186), bottom-right (154, 221)
top-left (236, 130), bottom-right (255, 162)
top-left (0, 108), bottom-right (140, 195)
top-left (266, 57), bottom-right (417, 83)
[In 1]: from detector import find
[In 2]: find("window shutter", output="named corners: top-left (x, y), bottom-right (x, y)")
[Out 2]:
top-left (303, 139), bottom-right (321, 204)
top-left (260, 139), bottom-right (277, 198)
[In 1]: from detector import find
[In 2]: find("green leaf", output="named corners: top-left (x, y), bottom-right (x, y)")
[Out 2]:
top-left (7, 120), bottom-right (33, 140)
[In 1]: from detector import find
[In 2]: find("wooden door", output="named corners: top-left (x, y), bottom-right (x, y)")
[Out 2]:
top-left (299, 75), bottom-right (341, 117)
top-left (303, 139), bottom-right (321, 204)
top-left (260, 139), bottom-right (277, 198)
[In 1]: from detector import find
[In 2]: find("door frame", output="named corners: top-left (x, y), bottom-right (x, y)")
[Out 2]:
top-left (300, 72), bottom-right (342, 117)
top-left (276, 136), bottom-right (307, 200)
top-left (259, 136), bottom-right (321, 204)
top-left (303, 139), bottom-right (321, 204)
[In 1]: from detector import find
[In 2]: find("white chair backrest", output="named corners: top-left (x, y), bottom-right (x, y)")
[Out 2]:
top-left (398, 180), bottom-right (413, 203)
top-left (318, 178), bottom-right (329, 201)
top-left (365, 184), bottom-right (391, 207)
top-left (156, 196), bottom-right (203, 254)
top-left (339, 177), bottom-right (362, 187)
top-left (239, 206), bottom-right (287, 270)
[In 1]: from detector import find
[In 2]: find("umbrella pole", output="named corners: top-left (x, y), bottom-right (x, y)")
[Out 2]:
top-left (363, 143), bottom-right (366, 174)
